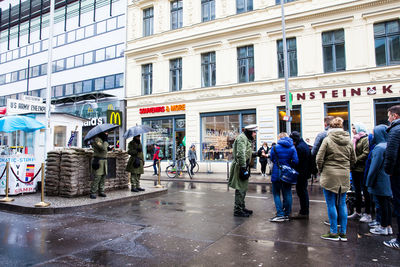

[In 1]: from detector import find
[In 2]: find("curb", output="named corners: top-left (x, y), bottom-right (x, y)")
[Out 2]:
top-left (0, 189), bottom-right (168, 215)
top-left (142, 178), bottom-right (271, 185)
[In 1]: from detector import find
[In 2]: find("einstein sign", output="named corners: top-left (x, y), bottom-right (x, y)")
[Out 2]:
top-left (7, 99), bottom-right (46, 115)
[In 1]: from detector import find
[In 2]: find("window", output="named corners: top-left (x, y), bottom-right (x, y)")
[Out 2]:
top-left (53, 85), bottom-right (64, 97)
top-left (66, 57), bottom-right (74, 69)
top-left (96, 48), bottom-right (105, 62)
top-left (170, 58), bottom-right (182, 91)
top-left (74, 82), bottom-right (83, 94)
top-left (30, 66), bottom-right (40, 77)
top-left (0, 75), bottom-right (5, 85)
top-left (105, 46), bottom-right (116, 59)
top-left (116, 44), bottom-right (124, 57)
top-left (201, 110), bottom-right (256, 161)
top-left (75, 54), bottom-right (83, 67)
top-left (277, 38), bottom-right (298, 78)
top-left (40, 64), bottom-right (47, 75)
top-left (322, 29), bottom-right (346, 73)
top-left (276, 0), bottom-right (296, 4)
top-left (142, 118), bottom-right (174, 161)
top-left (201, 52), bottom-right (216, 87)
top-left (237, 45), bottom-right (254, 83)
top-left (95, 78), bottom-right (105, 90)
top-left (142, 64), bottom-right (153, 95)
top-left (83, 80), bottom-right (92, 93)
top-left (11, 71), bottom-right (18, 82)
top-left (202, 0), bottom-right (215, 22)
top-left (277, 105), bottom-right (301, 134)
top-left (171, 0), bottom-right (183, 30)
top-left (105, 75), bottom-right (115, 89)
top-left (65, 83), bottom-right (74, 95)
top-left (116, 74), bottom-right (124, 87)
top-left (54, 59), bottom-right (65, 72)
top-left (19, 69), bottom-right (27, 80)
top-left (143, 7), bottom-right (154, 36)
top-left (237, 0), bottom-right (253, 14)
top-left (84, 52), bottom-right (93, 65)
top-left (54, 126), bottom-right (66, 147)
top-left (374, 20), bottom-right (400, 66)
top-left (374, 98), bottom-right (400, 125)
top-left (324, 102), bottom-right (349, 131)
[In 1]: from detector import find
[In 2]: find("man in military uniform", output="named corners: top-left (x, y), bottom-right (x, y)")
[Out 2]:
top-left (228, 124), bottom-right (258, 217)
top-left (126, 135), bottom-right (145, 192)
top-left (90, 132), bottom-right (109, 199)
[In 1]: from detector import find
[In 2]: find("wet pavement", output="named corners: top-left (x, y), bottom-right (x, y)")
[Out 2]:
top-left (0, 181), bottom-right (399, 266)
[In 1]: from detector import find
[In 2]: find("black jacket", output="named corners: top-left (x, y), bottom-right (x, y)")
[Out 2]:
top-left (258, 146), bottom-right (269, 163)
top-left (385, 119), bottom-right (400, 177)
top-left (294, 138), bottom-right (312, 180)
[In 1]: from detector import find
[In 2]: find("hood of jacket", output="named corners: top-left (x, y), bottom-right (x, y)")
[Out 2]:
top-left (373, 124), bottom-right (388, 145)
top-left (328, 129), bottom-right (351, 146)
top-left (277, 136), bottom-right (293, 148)
top-left (387, 118), bottom-right (400, 132)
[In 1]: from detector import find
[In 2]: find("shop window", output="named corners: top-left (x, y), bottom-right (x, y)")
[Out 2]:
top-left (374, 20), bottom-right (400, 66)
top-left (143, 7), bottom-right (154, 37)
top-left (202, 0), bottom-right (215, 22)
top-left (324, 102), bottom-right (349, 131)
top-left (237, 45), bottom-right (254, 83)
top-left (322, 29), bottom-right (346, 73)
top-left (201, 110), bottom-right (256, 161)
top-left (142, 64), bottom-right (153, 95)
top-left (277, 105), bottom-right (301, 134)
top-left (201, 52), bottom-right (216, 87)
top-left (277, 38), bottom-right (298, 78)
top-left (54, 126), bottom-right (67, 147)
top-left (374, 98), bottom-right (400, 125)
top-left (170, 58), bottom-right (182, 91)
top-left (142, 119), bottom-right (174, 161)
top-left (171, 0), bottom-right (183, 30)
top-left (237, 0), bottom-right (253, 14)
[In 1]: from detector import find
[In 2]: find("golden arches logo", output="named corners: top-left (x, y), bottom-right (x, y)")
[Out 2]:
top-left (108, 111), bottom-right (122, 126)
top-left (108, 104), bottom-right (114, 110)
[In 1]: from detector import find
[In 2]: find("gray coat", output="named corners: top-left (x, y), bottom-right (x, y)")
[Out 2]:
top-left (188, 149), bottom-right (197, 161)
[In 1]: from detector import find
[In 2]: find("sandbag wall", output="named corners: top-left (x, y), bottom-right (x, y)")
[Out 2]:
top-left (45, 148), bottom-right (129, 197)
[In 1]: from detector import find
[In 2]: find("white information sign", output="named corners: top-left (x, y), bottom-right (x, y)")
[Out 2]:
top-left (7, 99), bottom-right (46, 115)
top-left (22, 95), bottom-right (43, 102)
top-left (0, 155), bottom-right (40, 195)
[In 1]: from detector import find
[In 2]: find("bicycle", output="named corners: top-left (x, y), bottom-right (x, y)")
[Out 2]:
top-left (165, 157), bottom-right (195, 179)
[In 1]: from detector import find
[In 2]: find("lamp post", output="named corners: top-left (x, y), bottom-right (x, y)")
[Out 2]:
top-left (280, 0), bottom-right (291, 133)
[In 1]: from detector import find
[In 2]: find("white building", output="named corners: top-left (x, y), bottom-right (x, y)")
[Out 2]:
top-left (126, 0), bottom-right (400, 173)
top-left (0, 0), bottom-right (127, 152)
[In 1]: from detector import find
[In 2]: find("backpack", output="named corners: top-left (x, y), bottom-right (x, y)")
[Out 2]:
top-left (158, 148), bottom-right (164, 159)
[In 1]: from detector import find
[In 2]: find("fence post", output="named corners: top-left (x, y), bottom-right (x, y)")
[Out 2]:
top-left (155, 160), bottom-right (162, 188)
top-left (0, 162), bottom-right (14, 202)
top-left (35, 163), bottom-right (50, 207)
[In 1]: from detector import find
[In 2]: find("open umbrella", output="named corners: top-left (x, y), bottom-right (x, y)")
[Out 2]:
top-left (84, 123), bottom-right (119, 142)
top-left (123, 125), bottom-right (153, 138)
top-left (0, 115), bottom-right (45, 133)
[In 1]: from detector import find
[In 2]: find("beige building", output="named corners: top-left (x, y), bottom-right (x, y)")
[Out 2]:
top-left (125, 0), bottom-right (400, 172)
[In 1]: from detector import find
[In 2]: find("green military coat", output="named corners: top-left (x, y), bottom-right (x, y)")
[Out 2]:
top-left (228, 133), bottom-right (252, 191)
top-left (126, 139), bottom-right (144, 174)
top-left (92, 136), bottom-right (108, 176)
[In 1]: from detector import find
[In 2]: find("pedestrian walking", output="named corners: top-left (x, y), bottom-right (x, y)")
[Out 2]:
top-left (188, 144), bottom-right (197, 176)
top-left (89, 132), bottom-right (110, 199)
top-left (366, 125), bottom-right (393, 236)
top-left (348, 123), bottom-right (371, 222)
top-left (269, 132), bottom-right (299, 222)
top-left (383, 105), bottom-right (400, 250)
top-left (153, 144), bottom-right (161, 176)
top-left (258, 142), bottom-right (269, 177)
top-left (228, 124), bottom-right (258, 217)
top-left (290, 131), bottom-right (311, 219)
top-left (317, 117), bottom-right (356, 242)
top-left (126, 135), bottom-right (145, 192)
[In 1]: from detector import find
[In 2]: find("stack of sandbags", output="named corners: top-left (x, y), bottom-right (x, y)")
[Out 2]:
top-left (114, 149), bottom-right (129, 189)
top-left (58, 149), bottom-right (81, 197)
top-left (45, 150), bottom-right (61, 196)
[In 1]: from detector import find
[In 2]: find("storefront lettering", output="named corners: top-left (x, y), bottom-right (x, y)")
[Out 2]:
top-left (83, 118), bottom-right (104, 127)
top-left (280, 85), bottom-right (394, 103)
top-left (139, 104), bottom-right (186, 114)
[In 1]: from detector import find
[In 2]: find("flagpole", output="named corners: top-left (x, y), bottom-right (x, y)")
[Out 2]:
top-left (280, 0), bottom-right (291, 133)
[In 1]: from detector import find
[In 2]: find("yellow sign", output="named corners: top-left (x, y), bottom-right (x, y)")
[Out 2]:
top-left (107, 110), bottom-right (122, 126)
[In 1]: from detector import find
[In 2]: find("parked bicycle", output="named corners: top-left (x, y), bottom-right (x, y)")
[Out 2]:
top-left (165, 157), bottom-right (199, 179)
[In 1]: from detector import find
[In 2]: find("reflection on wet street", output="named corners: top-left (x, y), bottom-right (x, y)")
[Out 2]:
top-left (0, 181), bottom-right (399, 266)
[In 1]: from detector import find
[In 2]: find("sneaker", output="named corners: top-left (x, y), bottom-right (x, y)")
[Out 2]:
top-left (284, 216), bottom-right (290, 221)
top-left (269, 216), bottom-right (286, 222)
top-left (321, 233), bottom-right (340, 241)
top-left (383, 238), bottom-right (400, 250)
top-left (368, 220), bottom-right (380, 227)
top-left (323, 220), bottom-right (341, 227)
top-left (360, 213), bottom-right (372, 223)
top-left (348, 212), bottom-right (361, 219)
top-left (388, 226), bottom-right (393, 235)
top-left (339, 233), bottom-right (348, 242)
top-left (370, 226), bottom-right (388, 235)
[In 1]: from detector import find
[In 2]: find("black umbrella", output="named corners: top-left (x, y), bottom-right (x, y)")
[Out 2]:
top-left (84, 123), bottom-right (119, 142)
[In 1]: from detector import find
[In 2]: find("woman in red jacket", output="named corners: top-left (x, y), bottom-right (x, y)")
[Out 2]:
top-left (153, 144), bottom-right (161, 175)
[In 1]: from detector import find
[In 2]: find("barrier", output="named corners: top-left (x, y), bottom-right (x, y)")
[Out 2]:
top-left (34, 163), bottom-right (50, 207)
top-left (0, 162), bottom-right (14, 202)
top-left (155, 160), bottom-right (163, 188)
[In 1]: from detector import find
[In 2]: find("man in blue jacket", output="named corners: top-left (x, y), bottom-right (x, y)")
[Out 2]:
top-left (384, 105), bottom-right (400, 250)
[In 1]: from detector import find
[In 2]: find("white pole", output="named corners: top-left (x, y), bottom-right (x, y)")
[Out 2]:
top-left (44, 0), bottom-right (55, 160)
top-left (280, 0), bottom-right (291, 133)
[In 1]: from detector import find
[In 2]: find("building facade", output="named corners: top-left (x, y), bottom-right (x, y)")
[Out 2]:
top-left (0, 0), bottom-right (127, 150)
top-left (126, 0), bottom-right (400, 172)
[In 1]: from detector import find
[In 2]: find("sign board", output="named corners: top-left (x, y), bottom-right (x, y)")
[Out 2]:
top-left (83, 117), bottom-right (104, 127)
top-left (0, 155), bottom-right (40, 195)
top-left (107, 110), bottom-right (122, 126)
top-left (7, 99), bottom-right (46, 115)
top-left (22, 95), bottom-right (43, 102)
top-left (283, 115), bottom-right (292, 122)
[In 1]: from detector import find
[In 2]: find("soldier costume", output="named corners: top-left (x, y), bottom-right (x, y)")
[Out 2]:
top-left (90, 133), bottom-right (109, 199)
top-left (228, 124), bottom-right (258, 217)
top-left (126, 135), bottom-right (145, 192)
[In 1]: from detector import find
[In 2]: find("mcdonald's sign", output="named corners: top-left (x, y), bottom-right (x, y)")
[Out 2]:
top-left (107, 110), bottom-right (122, 126)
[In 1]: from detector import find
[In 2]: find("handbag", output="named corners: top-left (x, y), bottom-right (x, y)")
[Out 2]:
top-left (273, 146), bottom-right (298, 185)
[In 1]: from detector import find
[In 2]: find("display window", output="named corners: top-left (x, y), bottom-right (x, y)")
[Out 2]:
top-left (200, 110), bottom-right (256, 161)
top-left (277, 105), bottom-right (301, 134)
top-left (374, 98), bottom-right (400, 126)
top-left (324, 102), bottom-right (349, 131)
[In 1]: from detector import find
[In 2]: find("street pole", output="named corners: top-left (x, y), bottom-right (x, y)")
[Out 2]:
top-left (45, 0), bottom-right (55, 161)
top-left (280, 0), bottom-right (291, 133)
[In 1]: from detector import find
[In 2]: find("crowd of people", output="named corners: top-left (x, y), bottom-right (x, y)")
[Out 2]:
top-left (229, 105), bottom-right (400, 250)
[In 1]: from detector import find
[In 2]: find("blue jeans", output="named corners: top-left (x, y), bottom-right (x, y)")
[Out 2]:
top-left (323, 189), bottom-right (347, 234)
top-left (272, 181), bottom-right (292, 216)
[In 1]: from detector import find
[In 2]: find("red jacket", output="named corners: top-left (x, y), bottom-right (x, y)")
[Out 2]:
top-left (153, 146), bottom-right (160, 160)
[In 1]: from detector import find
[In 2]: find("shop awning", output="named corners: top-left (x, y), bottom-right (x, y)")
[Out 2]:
top-left (51, 92), bottom-right (117, 105)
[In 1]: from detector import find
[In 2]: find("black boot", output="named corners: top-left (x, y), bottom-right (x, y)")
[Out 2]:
top-left (137, 187), bottom-right (145, 191)
top-left (89, 194), bottom-right (96, 199)
top-left (131, 187), bottom-right (139, 192)
top-left (234, 210), bottom-right (250, 217)
top-left (98, 192), bottom-right (107, 197)
top-left (243, 208), bottom-right (253, 215)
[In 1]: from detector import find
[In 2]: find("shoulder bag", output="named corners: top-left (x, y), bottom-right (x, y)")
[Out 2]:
top-left (273, 146), bottom-right (298, 185)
